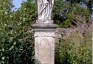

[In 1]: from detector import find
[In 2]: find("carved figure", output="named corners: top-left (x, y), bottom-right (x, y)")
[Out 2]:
top-left (38, 0), bottom-right (54, 21)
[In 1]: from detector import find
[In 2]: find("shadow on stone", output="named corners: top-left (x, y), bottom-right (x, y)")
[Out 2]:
top-left (35, 59), bottom-right (41, 64)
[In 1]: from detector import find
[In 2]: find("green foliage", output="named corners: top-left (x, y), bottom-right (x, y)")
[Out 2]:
top-left (0, 32), bottom-right (34, 64)
top-left (0, 0), bottom-right (36, 64)
top-left (53, 0), bottom-right (90, 28)
top-left (55, 30), bottom-right (92, 64)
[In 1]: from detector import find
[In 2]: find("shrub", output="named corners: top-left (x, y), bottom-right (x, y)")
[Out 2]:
top-left (0, 32), bottom-right (35, 64)
top-left (55, 27), bottom-right (92, 64)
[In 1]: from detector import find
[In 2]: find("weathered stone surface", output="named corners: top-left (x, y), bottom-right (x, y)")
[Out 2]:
top-left (32, 23), bottom-right (57, 64)
top-left (37, 0), bottom-right (54, 22)
top-left (36, 20), bottom-right (54, 24)
top-left (34, 32), bottom-right (56, 64)
top-left (33, 0), bottom-right (57, 64)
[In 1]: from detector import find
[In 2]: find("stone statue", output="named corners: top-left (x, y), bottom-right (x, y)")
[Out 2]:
top-left (37, 0), bottom-right (54, 23)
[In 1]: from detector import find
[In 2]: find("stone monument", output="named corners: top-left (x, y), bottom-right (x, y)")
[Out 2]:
top-left (32, 0), bottom-right (57, 64)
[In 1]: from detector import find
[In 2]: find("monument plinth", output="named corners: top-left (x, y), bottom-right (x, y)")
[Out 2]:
top-left (32, 23), bottom-right (57, 64)
top-left (32, 0), bottom-right (57, 64)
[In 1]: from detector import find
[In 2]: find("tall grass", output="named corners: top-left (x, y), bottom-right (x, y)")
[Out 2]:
top-left (55, 24), bottom-right (92, 64)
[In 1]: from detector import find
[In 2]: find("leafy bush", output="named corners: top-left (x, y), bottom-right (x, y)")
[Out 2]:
top-left (55, 27), bottom-right (92, 64)
top-left (0, 31), bottom-right (35, 64)
top-left (0, 0), bottom-right (35, 64)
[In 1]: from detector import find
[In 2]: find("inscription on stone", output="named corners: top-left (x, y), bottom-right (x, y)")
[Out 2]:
top-left (34, 32), bottom-right (56, 64)
top-left (39, 39), bottom-right (51, 64)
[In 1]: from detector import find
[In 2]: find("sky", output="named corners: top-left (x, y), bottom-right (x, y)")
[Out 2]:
top-left (12, 0), bottom-right (26, 10)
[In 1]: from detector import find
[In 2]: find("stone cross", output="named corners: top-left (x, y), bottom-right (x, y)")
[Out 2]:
top-left (32, 0), bottom-right (57, 64)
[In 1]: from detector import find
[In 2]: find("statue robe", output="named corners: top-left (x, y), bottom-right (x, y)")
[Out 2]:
top-left (38, 0), bottom-right (54, 21)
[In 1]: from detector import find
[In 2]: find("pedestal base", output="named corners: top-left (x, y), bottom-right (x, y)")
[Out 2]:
top-left (36, 19), bottom-right (54, 24)
top-left (32, 23), bottom-right (57, 64)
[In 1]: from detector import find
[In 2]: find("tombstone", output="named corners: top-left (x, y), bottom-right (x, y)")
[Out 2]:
top-left (32, 0), bottom-right (57, 64)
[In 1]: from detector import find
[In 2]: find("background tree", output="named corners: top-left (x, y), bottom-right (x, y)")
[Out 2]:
top-left (53, 0), bottom-right (90, 28)
top-left (0, 0), bottom-right (36, 64)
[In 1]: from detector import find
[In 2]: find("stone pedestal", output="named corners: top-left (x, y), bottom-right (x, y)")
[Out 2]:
top-left (32, 23), bottom-right (57, 64)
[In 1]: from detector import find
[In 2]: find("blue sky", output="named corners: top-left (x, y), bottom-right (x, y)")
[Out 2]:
top-left (13, 0), bottom-right (26, 10)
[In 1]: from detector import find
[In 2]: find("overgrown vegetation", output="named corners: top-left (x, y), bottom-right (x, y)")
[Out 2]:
top-left (0, 0), bottom-right (92, 64)
top-left (55, 25), bottom-right (92, 64)
top-left (0, 0), bottom-right (36, 64)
